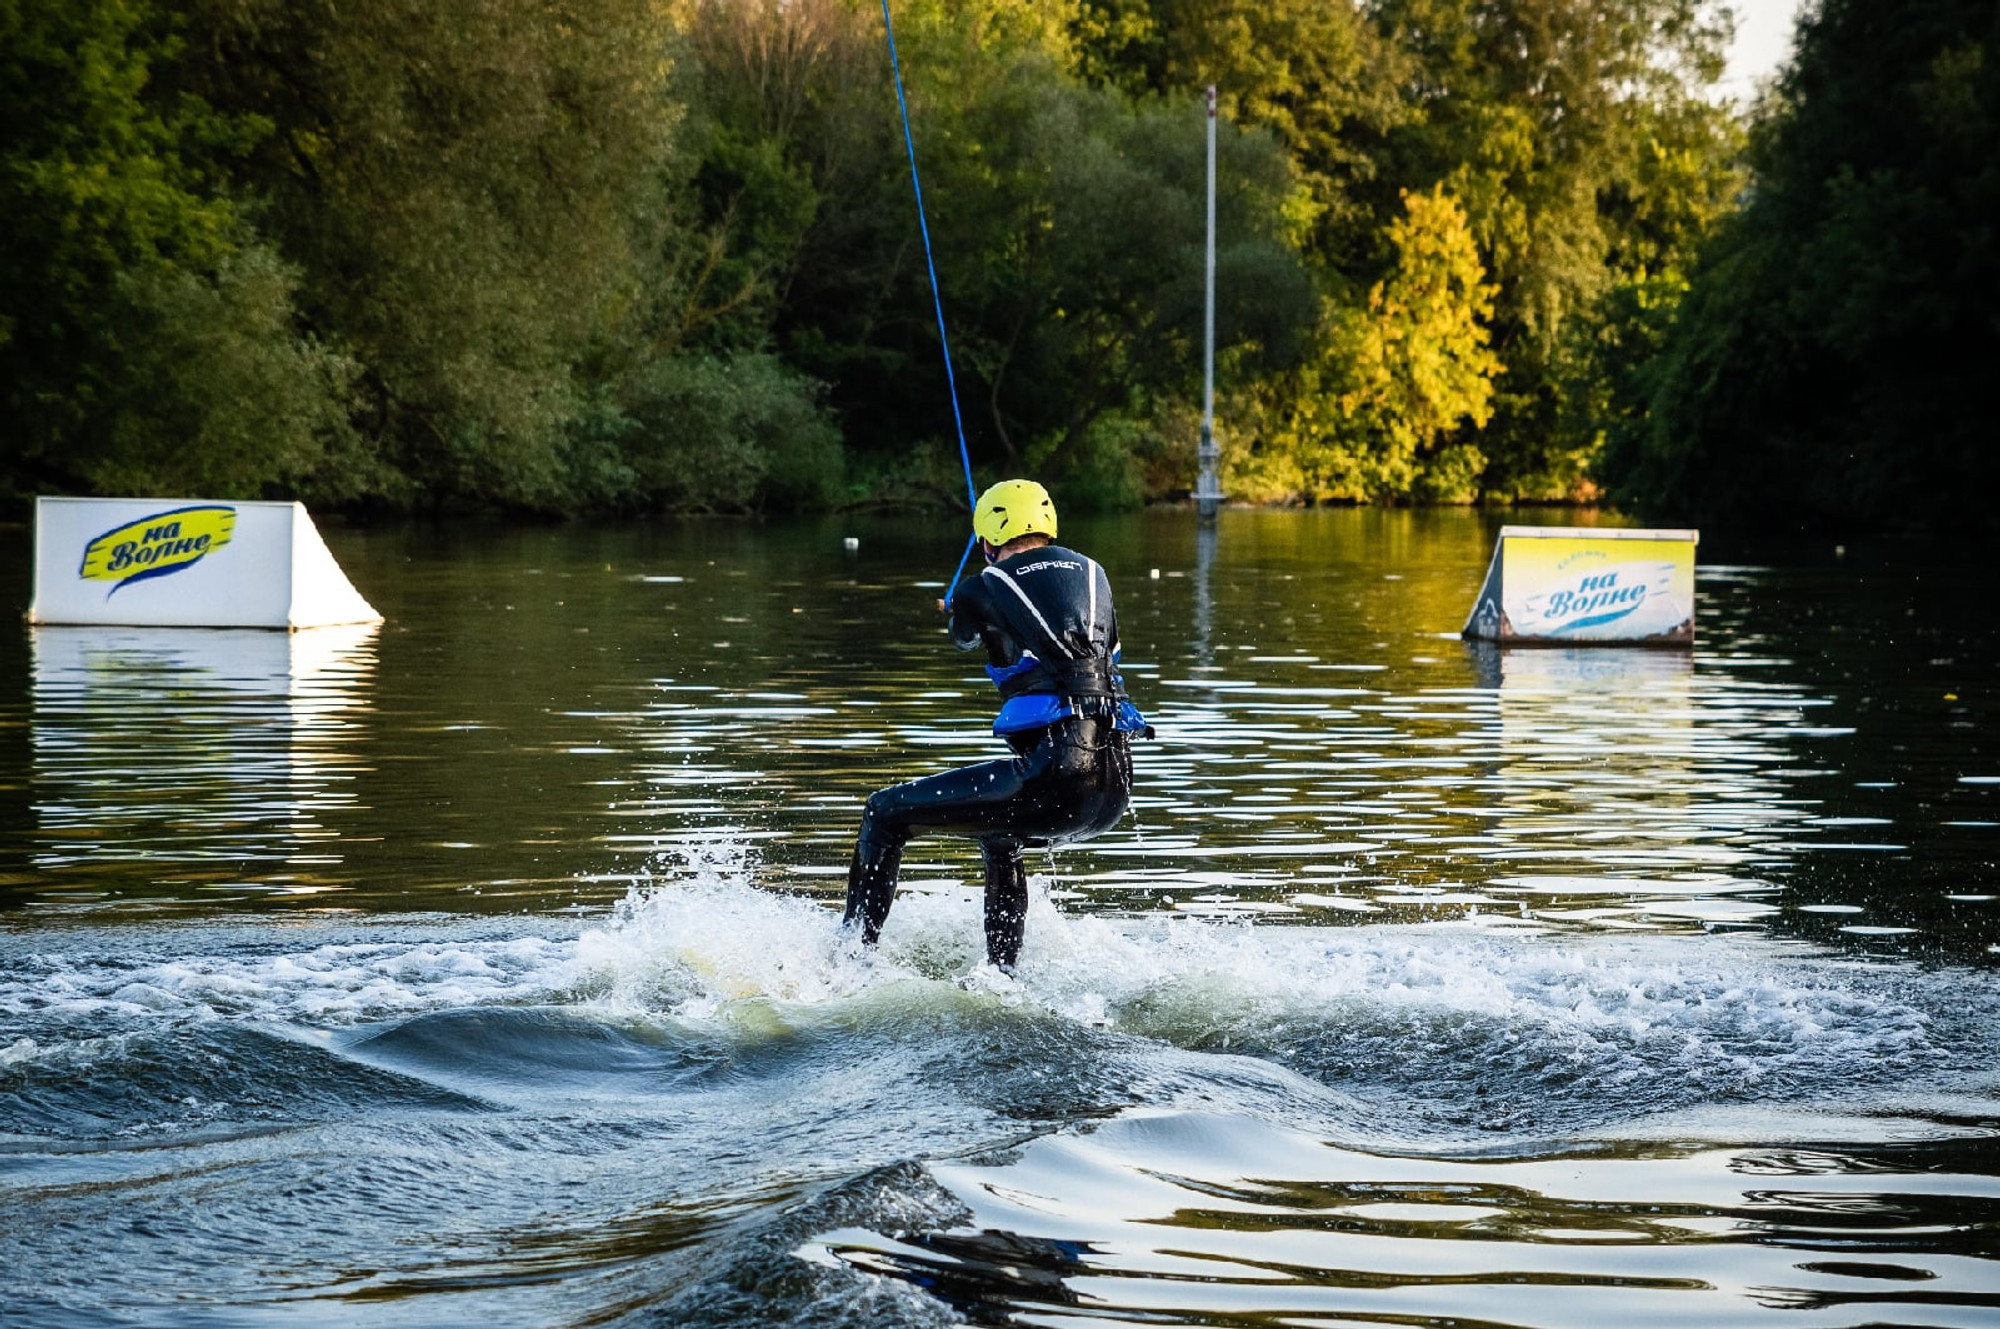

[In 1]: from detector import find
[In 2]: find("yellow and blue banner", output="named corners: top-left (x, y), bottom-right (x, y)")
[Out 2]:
top-left (1462, 526), bottom-right (1697, 645)
top-left (78, 505), bottom-right (237, 597)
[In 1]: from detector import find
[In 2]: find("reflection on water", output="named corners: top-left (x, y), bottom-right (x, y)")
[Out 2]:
top-left (810, 1109), bottom-right (2000, 1329)
top-left (1461, 645), bottom-right (1804, 927)
top-left (29, 625), bottom-right (378, 902)
top-left (2, 511), bottom-right (1995, 957)
top-left (1191, 518), bottom-right (1218, 671)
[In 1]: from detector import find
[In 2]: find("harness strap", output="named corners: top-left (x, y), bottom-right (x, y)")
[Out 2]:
top-left (1085, 556), bottom-right (1100, 641)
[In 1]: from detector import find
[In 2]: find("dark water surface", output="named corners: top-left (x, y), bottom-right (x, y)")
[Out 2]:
top-left (2, 509), bottom-right (1996, 1327)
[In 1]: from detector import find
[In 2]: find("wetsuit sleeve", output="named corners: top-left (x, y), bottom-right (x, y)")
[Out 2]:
top-left (947, 578), bottom-right (992, 651)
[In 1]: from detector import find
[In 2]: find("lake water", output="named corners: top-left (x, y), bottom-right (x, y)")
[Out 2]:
top-left (2, 509), bottom-right (1996, 1327)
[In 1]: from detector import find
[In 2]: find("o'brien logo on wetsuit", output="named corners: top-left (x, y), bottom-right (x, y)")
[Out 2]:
top-left (1010, 559), bottom-right (1083, 575)
top-left (78, 505), bottom-right (237, 598)
top-left (1517, 560), bottom-right (1680, 637)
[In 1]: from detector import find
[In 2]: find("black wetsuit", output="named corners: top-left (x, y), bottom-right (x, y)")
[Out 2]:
top-left (843, 542), bottom-right (1142, 969)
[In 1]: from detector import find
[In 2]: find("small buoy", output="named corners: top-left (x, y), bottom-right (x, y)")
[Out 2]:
top-left (843, 536), bottom-right (860, 552)
top-left (1148, 568), bottom-right (1161, 579)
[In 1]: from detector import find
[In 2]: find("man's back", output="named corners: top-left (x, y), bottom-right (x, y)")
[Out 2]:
top-left (950, 543), bottom-right (1120, 672)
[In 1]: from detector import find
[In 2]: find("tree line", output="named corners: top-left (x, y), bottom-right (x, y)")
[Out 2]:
top-left (2, 0), bottom-right (1991, 532)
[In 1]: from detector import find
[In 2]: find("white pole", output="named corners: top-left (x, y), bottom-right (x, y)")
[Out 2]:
top-left (1195, 85), bottom-right (1223, 520)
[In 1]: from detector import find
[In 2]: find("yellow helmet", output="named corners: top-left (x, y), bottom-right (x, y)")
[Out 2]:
top-left (973, 479), bottom-right (1057, 546)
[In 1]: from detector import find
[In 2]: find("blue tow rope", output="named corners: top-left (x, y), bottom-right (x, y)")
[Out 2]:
top-left (879, 0), bottom-right (980, 605)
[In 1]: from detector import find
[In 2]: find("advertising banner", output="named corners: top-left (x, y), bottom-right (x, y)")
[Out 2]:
top-left (29, 497), bottom-right (381, 629)
top-left (1462, 526), bottom-right (1697, 645)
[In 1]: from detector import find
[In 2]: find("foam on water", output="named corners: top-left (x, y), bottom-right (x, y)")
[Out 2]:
top-left (585, 848), bottom-right (1952, 1101)
top-left (0, 931), bottom-right (575, 1037)
top-left (4, 892), bottom-right (1997, 1325)
top-left (2, 844), bottom-right (1980, 1135)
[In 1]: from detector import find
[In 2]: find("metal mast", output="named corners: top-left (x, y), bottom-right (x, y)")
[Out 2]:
top-left (1194, 86), bottom-right (1223, 520)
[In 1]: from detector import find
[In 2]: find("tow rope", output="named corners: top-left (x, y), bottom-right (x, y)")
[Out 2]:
top-left (879, 0), bottom-right (980, 604)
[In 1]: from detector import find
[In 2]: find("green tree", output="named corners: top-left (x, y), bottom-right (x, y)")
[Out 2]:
top-left (688, 0), bottom-right (1313, 506)
top-left (0, 0), bottom-right (356, 500)
top-left (1557, 96), bottom-right (1744, 496)
top-left (1066, 0), bottom-right (1407, 265)
top-left (1363, 0), bottom-right (1736, 498)
top-left (92, 247), bottom-right (365, 499)
top-left (187, 0), bottom-right (686, 510)
top-left (672, 0), bottom-right (962, 498)
top-left (1063, 0), bottom-right (1739, 505)
top-left (1603, 0), bottom-right (2000, 533)
top-left (931, 58), bottom-right (1313, 499)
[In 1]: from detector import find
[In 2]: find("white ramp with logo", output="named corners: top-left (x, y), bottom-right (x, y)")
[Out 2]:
top-left (28, 496), bottom-right (381, 630)
top-left (1461, 525), bottom-right (1697, 645)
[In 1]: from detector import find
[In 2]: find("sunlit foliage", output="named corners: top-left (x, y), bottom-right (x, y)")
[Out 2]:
top-left (1233, 186), bottom-right (1498, 502)
top-left (18, 0), bottom-right (1964, 528)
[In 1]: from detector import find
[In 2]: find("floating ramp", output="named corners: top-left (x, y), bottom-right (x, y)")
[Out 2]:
top-left (1461, 525), bottom-right (1696, 645)
top-left (29, 496), bottom-right (381, 630)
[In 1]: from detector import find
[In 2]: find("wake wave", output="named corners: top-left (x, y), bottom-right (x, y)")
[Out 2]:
top-left (2, 845), bottom-right (1986, 1139)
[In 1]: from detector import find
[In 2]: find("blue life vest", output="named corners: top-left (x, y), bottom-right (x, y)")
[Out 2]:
top-left (987, 655), bottom-right (1149, 735)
